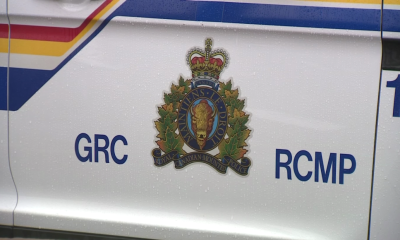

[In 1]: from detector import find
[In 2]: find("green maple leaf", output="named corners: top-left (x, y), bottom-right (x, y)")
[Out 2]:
top-left (229, 115), bottom-right (249, 130)
top-left (170, 95), bottom-right (181, 110)
top-left (227, 106), bottom-right (234, 116)
top-left (226, 99), bottom-right (244, 114)
top-left (239, 129), bottom-right (250, 147)
top-left (217, 134), bottom-right (239, 158)
top-left (215, 82), bottom-right (250, 160)
top-left (170, 84), bottom-right (187, 108)
top-left (225, 89), bottom-right (239, 101)
top-left (232, 98), bottom-right (245, 111)
top-left (156, 127), bottom-right (186, 155)
top-left (164, 79), bottom-right (190, 112)
top-left (215, 140), bottom-right (228, 159)
top-left (155, 79), bottom-right (190, 155)
top-left (216, 133), bottom-right (247, 160)
top-left (164, 93), bottom-right (173, 105)
top-left (227, 121), bottom-right (251, 147)
top-left (155, 115), bottom-right (177, 140)
top-left (218, 80), bottom-right (232, 98)
top-left (158, 107), bottom-right (169, 119)
top-left (158, 106), bottom-right (177, 121)
top-left (171, 84), bottom-right (184, 95)
top-left (170, 112), bottom-right (177, 122)
top-left (164, 93), bottom-right (179, 110)
top-left (179, 77), bottom-right (191, 94)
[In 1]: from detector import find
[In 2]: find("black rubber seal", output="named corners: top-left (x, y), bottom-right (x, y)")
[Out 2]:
top-left (383, 39), bottom-right (400, 71)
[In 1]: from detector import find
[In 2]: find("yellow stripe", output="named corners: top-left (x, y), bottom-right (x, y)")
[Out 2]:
top-left (385, 0), bottom-right (400, 4)
top-left (0, 40), bottom-right (7, 53)
top-left (0, 0), bottom-right (119, 56)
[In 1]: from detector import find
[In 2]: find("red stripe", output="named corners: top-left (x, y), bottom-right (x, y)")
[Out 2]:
top-left (0, 25), bottom-right (8, 39)
top-left (0, 0), bottom-right (111, 42)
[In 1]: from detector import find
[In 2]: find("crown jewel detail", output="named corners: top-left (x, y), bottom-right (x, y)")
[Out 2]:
top-left (186, 38), bottom-right (229, 81)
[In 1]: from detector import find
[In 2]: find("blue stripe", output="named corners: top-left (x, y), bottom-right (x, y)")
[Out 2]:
top-left (5, 0), bottom-right (383, 111)
top-left (114, 0), bottom-right (197, 20)
top-left (222, 3), bottom-right (380, 31)
top-left (115, 0), bottom-right (381, 31)
top-left (0, 67), bottom-right (6, 110)
top-left (383, 9), bottom-right (400, 33)
top-left (9, 68), bottom-right (54, 111)
top-left (196, 2), bottom-right (224, 22)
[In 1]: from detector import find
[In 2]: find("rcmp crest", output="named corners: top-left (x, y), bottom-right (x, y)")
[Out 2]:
top-left (151, 38), bottom-right (251, 175)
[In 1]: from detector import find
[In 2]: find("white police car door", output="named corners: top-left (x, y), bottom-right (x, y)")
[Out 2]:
top-left (3, 0), bottom-right (392, 239)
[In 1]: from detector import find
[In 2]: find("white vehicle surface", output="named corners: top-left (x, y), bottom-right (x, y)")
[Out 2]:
top-left (0, 0), bottom-right (399, 239)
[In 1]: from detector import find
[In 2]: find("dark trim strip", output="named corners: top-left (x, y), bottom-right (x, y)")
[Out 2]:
top-left (0, 225), bottom-right (152, 240)
top-left (0, 225), bottom-right (13, 238)
top-left (382, 39), bottom-right (400, 71)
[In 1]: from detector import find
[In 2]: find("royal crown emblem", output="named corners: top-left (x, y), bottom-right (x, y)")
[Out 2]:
top-left (187, 38), bottom-right (228, 81)
top-left (151, 38), bottom-right (252, 176)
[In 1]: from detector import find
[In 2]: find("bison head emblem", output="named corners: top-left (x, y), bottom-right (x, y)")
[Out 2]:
top-left (190, 100), bottom-right (217, 150)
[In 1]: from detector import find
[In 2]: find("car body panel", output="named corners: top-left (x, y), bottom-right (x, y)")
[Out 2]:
top-left (1, 0), bottom-right (399, 239)
top-left (6, 1), bottom-right (383, 239)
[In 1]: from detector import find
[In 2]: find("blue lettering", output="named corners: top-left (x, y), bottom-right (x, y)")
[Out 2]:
top-left (293, 150), bottom-right (312, 182)
top-left (76, 133), bottom-right (128, 164)
top-left (111, 135), bottom-right (128, 164)
top-left (275, 149), bottom-right (292, 180)
top-left (95, 134), bottom-right (110, 163)
top-left (387, 74), bottom-right (400, 117)
top-left (276, 149), bottom-right (356, 184)
top-left (339, 154), bottom-right (356, 184)
top-left (75, 133), bottom-right (92, 162)
top-left (314, 152), bottom-right (336, 183)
